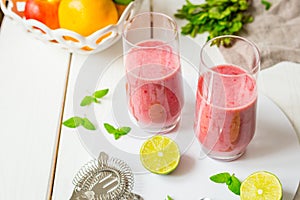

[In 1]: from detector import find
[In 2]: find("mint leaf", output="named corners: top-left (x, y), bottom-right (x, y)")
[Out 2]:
top-left (210, 172), bottom-right (231, 183)
top-left (63, 117), bottom-right (83, 128)
top-left (118, 127), bottom-right (131, 135)
top-left (63, 116), bottom-right (96, 131)
top-left (80, 88), bottom-right (109, 106)
top-left (82, 118), bottom-right (96, 130)
top-left (93, 89), bottom-right (109, 99)
top-left (261, 0), bottom-right (272, 10)
top-left (166, 195), bottom-right (173, 200)
top-left (210, 172), bottom-right (241, 196)
top-left (114, 133), bottom-right (121, 140)
top-left (227, 174), bottom-right (241, 195)
top-left (104, 123), bottom-right (117, 133)
top-left (104, 123), bottom-right (131, 140)
top-left (80, 96), bottom-right (98, 106)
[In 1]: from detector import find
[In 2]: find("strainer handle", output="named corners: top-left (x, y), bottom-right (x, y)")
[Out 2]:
top-left (98, 152), bottom-right (108, 166)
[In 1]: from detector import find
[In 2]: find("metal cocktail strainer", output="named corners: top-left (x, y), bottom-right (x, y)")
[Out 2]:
top-left (70, 152), bottom-right (143, 200)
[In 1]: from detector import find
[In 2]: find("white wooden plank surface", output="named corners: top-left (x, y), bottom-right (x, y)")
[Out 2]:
top-left (51, 53), bottom-right (92, 200)
top-left (0, 17), bottom-right (70, 199)
top-left (0, 1), bottom-right (298, 199)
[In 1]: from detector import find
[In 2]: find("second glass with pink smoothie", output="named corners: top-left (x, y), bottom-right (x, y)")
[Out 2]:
top-left (194, 35), bottom-right (260, 161)
top-left (122, 12), bottom-right (184, 133)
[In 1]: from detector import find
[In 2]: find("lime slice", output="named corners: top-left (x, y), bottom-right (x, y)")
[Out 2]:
top-left (240, 171), bottom-right (282, 200)
top-left (140, 135), bottom-right (180, 174)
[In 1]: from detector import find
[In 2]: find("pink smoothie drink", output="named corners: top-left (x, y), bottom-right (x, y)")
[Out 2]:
top-left (125, 40), bottom-right (184, 131)
top-left (194, 64), bottom-right (257, 159)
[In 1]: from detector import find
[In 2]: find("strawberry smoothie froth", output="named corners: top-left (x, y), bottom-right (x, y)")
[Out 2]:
top-left (194, 64), bottom-right (257, 159)
top-left (125, 40), bottom-right (184, 131)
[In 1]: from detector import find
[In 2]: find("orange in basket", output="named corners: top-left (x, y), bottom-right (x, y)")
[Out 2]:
top-left (115, 3), bottom-right (127, 17)
top-left (58, 0), bottom-right (118, 37)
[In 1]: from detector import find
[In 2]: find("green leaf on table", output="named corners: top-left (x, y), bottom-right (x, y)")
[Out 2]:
top-left (114, 133), bottom-right (121, 140)
top-left (63, 116), bottom-right (83, 128)
top-left (210, 172), bottom-right (231, 183)
top-left (63, 116), bottom-right (96, 131)
top-left (80, 96), bottom-right (98, 106)
top-left (104, 123), bottom-right (117, 133)
top-left (82, 118), bottom-right (96, 130)
top-left (104, 123), bottom-right (131, 140)
top-left (261, 0), bottom-right (272, 10)
top-left (93, 89), bottom-right (109, 99)
top-left (210, 172), bottom-right (241, 196)
top-left (227, 174), bottom-right (241, 195)
top-left (80, 88), bottom-right (109, 106)
top-left (118, 127), bottom-right (131, 134)
top-left (166, 195), bottom-right (174, 200)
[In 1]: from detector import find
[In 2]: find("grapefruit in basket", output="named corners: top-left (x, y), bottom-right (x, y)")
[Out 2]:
top-left (58, 0), bottom-right (119, 36)
top-left (24, 0), bottom-right (60, 29)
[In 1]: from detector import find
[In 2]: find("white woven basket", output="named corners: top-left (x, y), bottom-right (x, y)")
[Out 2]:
top-left (0, 0), bottom-right (143, 54)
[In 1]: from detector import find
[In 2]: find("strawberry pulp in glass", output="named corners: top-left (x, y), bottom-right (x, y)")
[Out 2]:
top-left (195, 64), bottom-right (257, 160)
top-left (195, 35), bottom-right (260, 161)
top-left (125, 40), bottom-right (184, 132)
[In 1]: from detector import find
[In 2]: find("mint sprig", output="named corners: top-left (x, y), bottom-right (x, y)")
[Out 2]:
top-left (166, 195), bottom-right (174, 200)
top-left (210, 172), bottom-right (241, 195)
top-left (63, 89), bottom-right (109, 131)
top-left (80, 89), bottom-right (109, 106)
top-left (63, 116), bottom-right (96, 130)
top-left (104, 123), bottom-right (131, 140)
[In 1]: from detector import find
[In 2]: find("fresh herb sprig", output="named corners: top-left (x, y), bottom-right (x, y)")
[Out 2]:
top-left (63, 88), bottom-right (108, 130)
top-left (174, 0), bottom-right (254, 45)
top-left (63, 116), bottom-right (96, 130)
top-left (104, 123), bottom-right (131, 140)
top-left (165, 195), bottom-right (174, 200)
top-left (210, 172), bottom-right (241, 195)
top-left (80, 88), bottom-right (109, 106)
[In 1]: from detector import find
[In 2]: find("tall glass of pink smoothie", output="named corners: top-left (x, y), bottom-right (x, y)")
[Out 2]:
top-left (195, 35), bottom-right (260, 161)
top-left (122, 12), bottom-right (184, 133)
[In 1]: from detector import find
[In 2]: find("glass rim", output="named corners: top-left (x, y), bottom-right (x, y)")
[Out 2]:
top-left (122, 11), bottom-right (179, 49)
top-left (199, 35), bottom-right (261, 77)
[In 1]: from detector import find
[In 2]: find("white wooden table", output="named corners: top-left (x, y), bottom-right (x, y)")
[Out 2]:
top-left (0, 0), bottom-right (299, 199)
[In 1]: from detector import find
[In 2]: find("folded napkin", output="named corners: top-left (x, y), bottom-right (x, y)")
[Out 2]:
top-left (241, 0), bottom-right (300, 69)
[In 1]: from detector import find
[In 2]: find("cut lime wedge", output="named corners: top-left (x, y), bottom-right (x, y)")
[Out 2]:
top-left (240, 171), bottom-right (282, 200)
top-left (140, 135), bottom-right (180, 175)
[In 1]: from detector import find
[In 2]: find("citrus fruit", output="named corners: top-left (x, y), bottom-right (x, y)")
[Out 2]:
top-left (140, 135), bottom-right (180, 174)
top-left (240, 171), bottom-right (282, 200)
top-left (58, 0), bottom-right (118, 36)
top-left (115, 3), bottom-right (127, 17)
top-left (25, 0), bottom-right (60, 29)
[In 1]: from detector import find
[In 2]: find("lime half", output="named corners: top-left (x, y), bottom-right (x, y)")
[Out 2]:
top-left (140, 135), bottom-right (180, 174)
top-left (240, 171), bottom-right (282, 200)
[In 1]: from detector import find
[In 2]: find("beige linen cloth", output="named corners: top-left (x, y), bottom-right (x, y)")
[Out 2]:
top-left (242, 0), bottom-right (300, 69)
